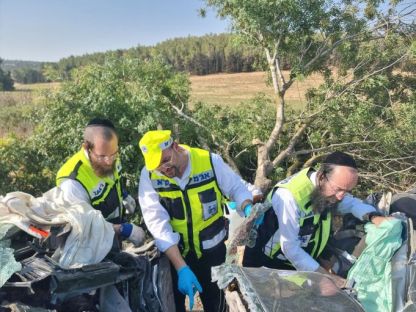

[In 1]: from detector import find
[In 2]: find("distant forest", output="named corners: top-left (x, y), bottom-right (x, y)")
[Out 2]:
top-left (2, 33), bottom-right (269, 84)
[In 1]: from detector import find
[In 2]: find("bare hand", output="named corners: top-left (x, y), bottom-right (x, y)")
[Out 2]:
top-left (372, 216), bottom-right (393, 227)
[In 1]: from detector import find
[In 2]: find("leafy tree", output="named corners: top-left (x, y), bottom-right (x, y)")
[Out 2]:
top-left (202, 0), bottom-right (416, 192)
top-left (0, 58), bottom-right (14, 91)
top-left (42, 63), bottom-right (62, 82)
top-left (0, 57), bottom-right (191, 195)
top-left (12, 67), bottom-right (45, 84)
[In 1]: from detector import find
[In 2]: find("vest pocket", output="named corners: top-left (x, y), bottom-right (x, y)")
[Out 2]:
top-left (199, 217), bottom-right (227, 252)
top-left (299, 216), bottom-right (317, 236)
top-left (160, 197), bottom-right (185, 220)
top-left (198, 188), bottom-right (218, 221)
top-left (299, 216), bottom-right (319, 251)
top-left (93, 184), bottom-right (120, 221)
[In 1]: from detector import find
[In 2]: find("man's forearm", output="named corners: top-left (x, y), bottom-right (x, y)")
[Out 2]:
top-left (164, 244), bottom-right (186, 270)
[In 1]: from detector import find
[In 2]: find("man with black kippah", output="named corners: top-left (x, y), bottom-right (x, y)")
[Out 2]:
top-left (243, 151), bottom-right (388, 281)
top-left (56, 118), bottom-right (145, 247)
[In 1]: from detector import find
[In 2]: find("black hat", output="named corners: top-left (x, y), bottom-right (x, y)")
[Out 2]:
top-left (87, 118), bottom-right (115, 130)
top-left (323, 151), bottom-right (357, 169)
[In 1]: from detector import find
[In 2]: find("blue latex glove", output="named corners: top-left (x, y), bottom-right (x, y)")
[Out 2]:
top-left (177, 265), bottom-right (203, 310)
top-left (227, 201), bottom-right (237, 210)
top-left (244, 204), bottom-right (264, 226)
top-left (244, 204), bottom-right (252, 217)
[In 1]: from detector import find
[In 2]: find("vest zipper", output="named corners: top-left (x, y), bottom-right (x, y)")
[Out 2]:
top-left (182, 191), bottom-right (195, 255)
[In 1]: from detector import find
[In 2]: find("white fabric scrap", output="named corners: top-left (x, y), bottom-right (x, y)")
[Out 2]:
top-left (0, 187), bottom-right (114, 269)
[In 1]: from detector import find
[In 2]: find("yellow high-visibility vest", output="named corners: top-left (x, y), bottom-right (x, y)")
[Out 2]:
top-left (56, 148), bottom-right (123, 222)
top-left (263, 168), bottom-right (331, 262)
top-left (150, 145), bottom-right (226, 259)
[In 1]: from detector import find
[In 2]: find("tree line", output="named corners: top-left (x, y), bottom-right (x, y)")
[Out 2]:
top-left (2, 33), bottom-right (267, 84)
top-left (43, 33), bottom-right (266, 81)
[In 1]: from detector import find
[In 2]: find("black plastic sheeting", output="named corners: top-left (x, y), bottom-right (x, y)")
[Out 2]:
top-left (1, 239), bottom-right (174, 312)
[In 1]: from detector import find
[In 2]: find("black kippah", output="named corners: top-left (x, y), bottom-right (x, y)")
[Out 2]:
top-left (323, 151), bottom-right (357, 169)
top-left (87, 118), bottom-right (115, 130)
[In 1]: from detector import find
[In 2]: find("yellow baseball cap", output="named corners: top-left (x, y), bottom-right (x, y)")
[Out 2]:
top-left (139, 130), bottom-right (173, 171)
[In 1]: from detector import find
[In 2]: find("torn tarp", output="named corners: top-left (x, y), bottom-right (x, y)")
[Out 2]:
top-left (347, 218), bottom-right (403, 312)
top-left (0, 223), bottom-right (22, 288)
top-left (212, 264), bottom-right (364, 311)
top-left (0, 187), bottom-right (114, 269)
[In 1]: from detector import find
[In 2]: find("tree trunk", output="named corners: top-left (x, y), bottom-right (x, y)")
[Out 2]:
top-left (253, 49), bottom-right (286, 193)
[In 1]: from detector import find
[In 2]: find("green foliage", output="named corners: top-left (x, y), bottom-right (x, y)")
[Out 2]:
top-left (42, 63), bottom-right (63, 82)
top-left (42, 33), bottom-right (266, 81)
top-left (0, 57), bottom-right (191, 195)
top-left (0, 59), bottom-right (14, 91)
top-left (1, 2), bottom-right (415, 198)
top-left (12, 67), bottom-right (46, 84)
top-left (190, 94), bottom-right (289, 181)
top-left (0, 136), bottom-right (53, 195)
top-left (304, 31), bottom-right (416, 191)
top-left (204, 0), bottom-right (415, 192)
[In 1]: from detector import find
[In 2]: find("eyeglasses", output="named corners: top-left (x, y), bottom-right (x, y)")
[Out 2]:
top-left (89, 149), bottom-right (119, 162)
top-left (157, 148), bottom-right (174, 171)
top-left (325, 176), bottom-right (351, 196)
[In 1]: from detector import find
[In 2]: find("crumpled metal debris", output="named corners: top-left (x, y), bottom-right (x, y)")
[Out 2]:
top-left (226, 202), bottom-right (272, 264)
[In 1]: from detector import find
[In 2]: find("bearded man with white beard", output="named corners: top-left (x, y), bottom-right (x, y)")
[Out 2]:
top-left (242, 151), bottom-right (389, 281)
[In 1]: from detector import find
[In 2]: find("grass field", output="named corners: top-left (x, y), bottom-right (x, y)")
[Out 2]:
top-left (189, 71), bottom-right (324, 108)
top-left (0, 83), bottom-right (59, 137)
top-left (0, 71), bottom-right (324, 138)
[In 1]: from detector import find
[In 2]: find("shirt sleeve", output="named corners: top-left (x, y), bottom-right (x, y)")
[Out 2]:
top-left (242, 180), bottom-right (263, 196)
top-left (59, 179), bottom-right (91, 204)
top-left (273, 188), bottom-right (320, 271)
top-left (211, 153), bottom-right (253, 212)
top-left (138, 167), bottom-right (180, 252)
top-left (337, 193), bottom-right (376, 220)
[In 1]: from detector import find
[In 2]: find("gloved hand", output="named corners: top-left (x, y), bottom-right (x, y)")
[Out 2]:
top-left (226, 201), bottom-right (237, 210)
top-left (120, 223), bottom-right (145, 246)
top-left (177, 265), bottom-right (203, 310)
top-left (123, 193), bottom-right (136, 214)
top-left (244, 204), bottom-right (252, 217)
top-left (244, 204), bottom-right (264, 226)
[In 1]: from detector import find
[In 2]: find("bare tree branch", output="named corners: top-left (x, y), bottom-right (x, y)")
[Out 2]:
top-left (292, 141), bottom-right (378, 156)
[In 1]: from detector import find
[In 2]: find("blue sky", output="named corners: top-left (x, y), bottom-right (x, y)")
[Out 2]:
top-left (0, 0), bottom-right (229, 62)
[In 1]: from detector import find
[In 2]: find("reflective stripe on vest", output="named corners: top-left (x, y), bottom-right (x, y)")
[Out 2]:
top-left (150, 145), bottom-right (225, 259)
top-left (56, 148), bottom-right (123, 222)
top-left (264, 167), bottom-right (331, 261)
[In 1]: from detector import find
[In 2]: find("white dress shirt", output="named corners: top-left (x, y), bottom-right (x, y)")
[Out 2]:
top-left (272, 171), bottom-right (376, 271)
top-left (60, 179), bottom-right (91, 204)
top-left (138, 151), bottom-right (253, 252)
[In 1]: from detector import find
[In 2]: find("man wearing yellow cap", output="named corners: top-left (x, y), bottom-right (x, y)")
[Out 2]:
top-left (138, 130), bottom-right (253, 312)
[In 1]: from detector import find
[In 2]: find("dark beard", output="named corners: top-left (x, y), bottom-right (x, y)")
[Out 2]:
top-left (91, 161), bottom-right (115, 177)
top-left (310, 187), bottom-right (339, 214)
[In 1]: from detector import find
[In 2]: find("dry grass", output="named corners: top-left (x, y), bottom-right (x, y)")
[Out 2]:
top-left (0, 83), bottom-right (59, 138)
top-left (0, 71), bottom-right (325, 138)
top-left (14, 82), bottom-right (61, 91)
top-left (189, 71), bottom-right (324, 108)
